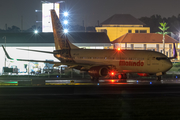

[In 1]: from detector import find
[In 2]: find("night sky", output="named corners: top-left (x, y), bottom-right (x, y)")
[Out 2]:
top-left (0, 0), bottom-right (180, 30)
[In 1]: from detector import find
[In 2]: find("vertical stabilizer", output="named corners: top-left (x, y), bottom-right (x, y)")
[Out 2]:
top-left (168, 43), bottom-right (177, 59)
top-left (51, 10), bottom-right (79, 50)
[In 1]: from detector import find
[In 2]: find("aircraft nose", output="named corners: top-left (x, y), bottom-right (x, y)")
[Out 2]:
top-left (164, 60), bottom-right (172, 71)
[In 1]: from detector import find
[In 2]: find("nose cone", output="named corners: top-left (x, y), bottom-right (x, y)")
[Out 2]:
top-left (164, 60), bottom-right (172, 72)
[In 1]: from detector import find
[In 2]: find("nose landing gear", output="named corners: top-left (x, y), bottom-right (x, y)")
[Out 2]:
top-left (156, 76), bottom-right (162, 81)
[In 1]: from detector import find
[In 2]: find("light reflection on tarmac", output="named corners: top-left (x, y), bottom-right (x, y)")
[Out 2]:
top-left (0, 79), bottom-right (180, 85)
top-left (45, 79), bottom-right (180, 85)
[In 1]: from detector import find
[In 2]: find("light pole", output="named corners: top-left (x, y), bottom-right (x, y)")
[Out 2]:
top-left (2, 36), bottom-right (6, 67)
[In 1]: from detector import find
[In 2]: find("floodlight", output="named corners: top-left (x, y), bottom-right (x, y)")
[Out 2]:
top-left (64, 20), bottom-right (68, 25)
top-left (34, 30), bottom-right (38, 34)
top-left (64, 12), bottom-right (68, 17)
top-left (64, 29), bottom-right (68, 33)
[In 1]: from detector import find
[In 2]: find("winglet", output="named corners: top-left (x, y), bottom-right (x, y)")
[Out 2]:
top-left (168, 43), bottom-right (177, 59)
top-left (2, 45), bottom-right (13, 60)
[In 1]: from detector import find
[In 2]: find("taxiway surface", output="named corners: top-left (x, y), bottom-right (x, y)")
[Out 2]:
top-left (0, 79), bottom-right (180, 119)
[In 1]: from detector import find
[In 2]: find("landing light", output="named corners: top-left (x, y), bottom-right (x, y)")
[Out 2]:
top-left (117, 48), bottom-right (121, 51)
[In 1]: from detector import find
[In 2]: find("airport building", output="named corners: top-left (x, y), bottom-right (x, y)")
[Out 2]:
top-left (96, 14), bottom-right (179, 61)
top-left (95, 14), bottom-right (150, 42)
top-left (112, 33), bottom-right (179, 60)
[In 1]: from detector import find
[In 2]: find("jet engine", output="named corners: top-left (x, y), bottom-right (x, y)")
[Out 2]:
top-left (88, 66), bottom-right (109, 77)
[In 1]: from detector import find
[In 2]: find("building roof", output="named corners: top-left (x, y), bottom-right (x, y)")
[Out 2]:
top-left (112, 33), bottom-right (179, 43)
top-left (0, 32), bottom-right (111, 46)
top-left (101, 14), bottom-right (146, 25)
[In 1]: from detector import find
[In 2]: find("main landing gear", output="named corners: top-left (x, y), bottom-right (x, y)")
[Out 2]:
top-left (118, 74), bottom-right (127, 79)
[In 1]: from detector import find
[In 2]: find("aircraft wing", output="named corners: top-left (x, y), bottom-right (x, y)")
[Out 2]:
top-left (2, 45), bottom-right (60, 64)
top-left (2, 45), bottom-right (94, 69)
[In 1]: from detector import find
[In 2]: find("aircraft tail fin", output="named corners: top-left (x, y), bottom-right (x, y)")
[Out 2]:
top-left (51, 10), bottom-right (79, 50)
top-left (157, 43), bottom-right (177, 60)
top-left (168, 43), bottom-right (177, 59)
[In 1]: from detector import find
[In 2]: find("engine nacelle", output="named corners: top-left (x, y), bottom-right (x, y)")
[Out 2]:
top-left (88, 66), bottom-right (109, 77)
top-left (137, 73), bottom-right (149, 77)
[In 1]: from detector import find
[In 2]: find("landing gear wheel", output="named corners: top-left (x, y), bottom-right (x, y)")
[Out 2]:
top-left (90, 76), bottom-right (94, 80)
top-left (122, 74), bottom-right (127, 79)
top-left (119, 74), bottom-right (127, 79)
top-left (156, 76), bottom-right (161, 81)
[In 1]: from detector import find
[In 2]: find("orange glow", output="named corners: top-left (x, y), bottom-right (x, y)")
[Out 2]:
top-left (117, 48), bottom-right (121, 51)
top-left (111, 80), bottom-right (115, 82)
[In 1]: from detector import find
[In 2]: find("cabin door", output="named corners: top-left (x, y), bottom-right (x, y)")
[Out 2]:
top-left (147, 55), bottom-right (151, 66)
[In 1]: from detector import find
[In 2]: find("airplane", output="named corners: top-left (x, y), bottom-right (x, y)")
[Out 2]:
top-left (1, 10), bottom-right (177, 81)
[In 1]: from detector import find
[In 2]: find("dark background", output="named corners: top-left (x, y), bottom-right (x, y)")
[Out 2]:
top-left (0, 0), bottom-right (180, 30)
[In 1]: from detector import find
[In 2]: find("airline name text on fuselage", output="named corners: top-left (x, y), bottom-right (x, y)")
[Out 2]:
top-left (119, 60), bottom-right (144, 66)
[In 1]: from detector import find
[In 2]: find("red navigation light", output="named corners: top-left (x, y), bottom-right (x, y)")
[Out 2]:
top-left (117, 48), bottom-right (121, 51)
top-left (118, 74), bottom-right (122, 79)
top-left (111, 72), bottom-right (115, 76)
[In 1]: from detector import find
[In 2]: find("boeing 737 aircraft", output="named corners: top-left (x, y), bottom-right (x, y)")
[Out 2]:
top-left (2, 10), bottom-right (177, 81)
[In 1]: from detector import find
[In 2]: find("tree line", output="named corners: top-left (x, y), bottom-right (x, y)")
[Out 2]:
top-left (0, 25), bottom-right (42, 33)
top-left (139, 14), bottom-right (180, 35)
